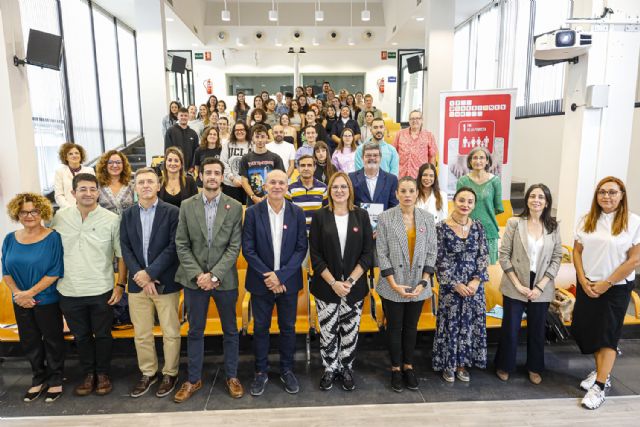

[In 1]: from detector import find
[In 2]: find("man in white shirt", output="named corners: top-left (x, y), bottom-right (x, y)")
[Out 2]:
top-left (267, 125), bottom-right (296, 178)
top-left (242, 170), bottom-right (308, 397)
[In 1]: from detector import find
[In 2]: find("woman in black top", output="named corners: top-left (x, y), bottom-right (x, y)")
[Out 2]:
top-left (313, 141), bottom-right (337, 184)
top-left (158, 147), bottom-right (198, 208)
top-left (309, 172), bottom-right (374, 392)
top-left (297, 95), bottom-right (309, 114)
top-left (324, 105), bottom-right (338, 136)
top-left (193, 126), bottom-right (222, 188)
top-left (249, 108), bottom-right (272, 138)
top-left (233, 91), bottom-right (249, 123)
top-left (346, 94), bottom-right (361, 121)
top-left (206, 95), bottom-right (218, 114)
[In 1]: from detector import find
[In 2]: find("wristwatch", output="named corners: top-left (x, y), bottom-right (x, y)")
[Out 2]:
top-left (116, 283), bottom-right (125, 289)
top-left (347, 277), bottom-right (356, 285)
top-left (211, 275), bottom-right (220, 283)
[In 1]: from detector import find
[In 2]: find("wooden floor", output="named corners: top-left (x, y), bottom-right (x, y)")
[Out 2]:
top-left (2, 396), bottom-right (639, 426)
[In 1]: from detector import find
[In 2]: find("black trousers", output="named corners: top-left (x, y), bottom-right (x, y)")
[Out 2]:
top-left (495, 273), bottom-right (549, 374)
top-left (59, 291), bottom-right (113, 375)
top-left (222, 183), bottom-right (246, 205)
top-left (382, 299), bottom-right (424, 367)
top-left (14, 303), bottom-right (65, 387)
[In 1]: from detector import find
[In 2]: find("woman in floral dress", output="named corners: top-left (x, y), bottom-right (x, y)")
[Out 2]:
top-left (433, 186), bottom-right (490, 383)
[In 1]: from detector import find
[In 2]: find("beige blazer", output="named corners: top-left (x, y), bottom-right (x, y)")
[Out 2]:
top-left (498, 217), bottom-right (563, 303)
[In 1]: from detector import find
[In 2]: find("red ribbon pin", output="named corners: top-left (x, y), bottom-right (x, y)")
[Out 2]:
top-left (419, 227), bottom-right (425, 233)
top-left (353, 227), bottom-right (359, 232)
top-left (283, 224), bottom-right (288, 230)
top-left (225, 204), bottom-right (231, 210)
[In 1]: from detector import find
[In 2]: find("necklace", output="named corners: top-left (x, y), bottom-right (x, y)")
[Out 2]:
top-left (451, 214), bottom-right (470, 232)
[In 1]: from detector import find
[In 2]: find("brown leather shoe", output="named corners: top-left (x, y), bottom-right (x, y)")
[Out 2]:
top-left (75, 374), bottom-right (95, 396)
top-left (496, 369), bottom-right (509, 381)
top-left (174, 380), bottom-right (202, 403)
top-left (95, 374), bottom-right (113, 395)
top-left (156, 375), bottom-right (178, 398)
top-left (529, 371), bottom-right (542, 385)
top-left (131, 374), bottom-right (158, 398)
top-left (226, 378), bottom-right (244, 399)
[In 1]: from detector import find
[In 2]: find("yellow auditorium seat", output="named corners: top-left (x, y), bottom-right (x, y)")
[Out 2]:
top-left (0, 282), bottom-right (20, 342)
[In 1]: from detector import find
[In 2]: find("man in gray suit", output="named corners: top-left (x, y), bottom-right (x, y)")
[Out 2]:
top-left (174, 158), bottom-right (244, 402)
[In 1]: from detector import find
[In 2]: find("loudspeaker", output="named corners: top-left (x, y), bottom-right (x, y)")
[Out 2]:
top-left (407, 55), bottom-right (423, 74)
top-left (170, 55), bottom-right (187, 73)
top-left (26, 29), bottom-right (63, 71)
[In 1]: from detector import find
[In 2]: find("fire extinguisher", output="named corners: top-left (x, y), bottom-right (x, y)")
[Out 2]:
top-left (203, 79), bottom-right (213, 95)
top-left (377, 78), bottom-right (385, 94)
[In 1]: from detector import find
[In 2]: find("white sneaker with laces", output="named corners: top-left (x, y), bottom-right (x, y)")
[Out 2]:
top-left (579, 370), bottom-right (611, 391)
top-left (581, 384), bottom-right (606, 409)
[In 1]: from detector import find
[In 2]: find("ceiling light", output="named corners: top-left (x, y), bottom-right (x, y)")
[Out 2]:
top-left (236, 37), bottom-right (245, 46)
top-left (269, 10), bottom-right (278, 21)
top-left (299, 47), bottom-right (306, 54)
top-left (315, 10), bottom-right (324, 22)
top-left (288, 47), bottom-right (295, 54)
top-left (165, 17), bottom-right (174, 22)
top-left (348, 37), bottom-right (355, 46)
top-left (192, 43), bottom-right (198, 47)
top-left (391, 42), bottom-right (398, 46)
top-left (415, 17), bottom-right (425, 21)
top-left (361, 0), bottom-right (370, 21)
top-left (312, 37), bottom-right (319, 46)
top-left (221, 0), bottom-right (231, 21)
top-left (275, 38), bottom-right (283, 47)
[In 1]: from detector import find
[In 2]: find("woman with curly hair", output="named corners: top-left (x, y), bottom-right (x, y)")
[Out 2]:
top-left (53, 142), bottom-right (95, 209)
top-left (95, 150), bottom-right (135, 216)
top-left (2, 193), bottom-right (65, 402)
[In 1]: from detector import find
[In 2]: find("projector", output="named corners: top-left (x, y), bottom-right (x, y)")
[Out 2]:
top-left (534, 29), bottom-right (592, 67)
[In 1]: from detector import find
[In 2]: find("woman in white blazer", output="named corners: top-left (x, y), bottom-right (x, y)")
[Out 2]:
top-left (415, 163), bottom-right (448, 223)
top-left (376, 176), bottom-right (437, 392)
top-left (53, 142), bottom-right (95, 208)
top-left (494, 183), bottom-right (562, 385)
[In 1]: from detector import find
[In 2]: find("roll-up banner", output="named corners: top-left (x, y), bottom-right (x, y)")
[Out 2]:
top-left (438, 89), bottom-right (517, 199)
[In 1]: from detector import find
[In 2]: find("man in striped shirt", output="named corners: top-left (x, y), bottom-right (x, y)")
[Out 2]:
top-left (286, 155), bottom-right (328, 233)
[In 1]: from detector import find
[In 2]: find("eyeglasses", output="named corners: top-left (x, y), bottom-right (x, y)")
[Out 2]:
top-left (409, 117), bottom-right (422, 121)
top-left (364, 153), bottom-right (380, 159)
top-left (18, 209), bottom-right (40, 218)
top-left (107, 160), bottom-right (123, 165)
top-left (597, 190), bottom-right (622, 197)
top-left (331, 185), bottom-right (349, 191)
top-left (76, 187), bottom-right (99, 193)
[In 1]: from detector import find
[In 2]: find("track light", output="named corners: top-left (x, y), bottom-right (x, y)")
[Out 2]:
top-left (299, 47), bottom-right (306, 54)
top-left (348, 37), bottom-right (355, 46)
top-left (361, 0), bottom-right (370, 21)
top-left (269, 1), bottom-right (278, 22)
top-left (288, 47), bottom-right (295, 54)
top-left (275, 38), bottom-right (283, 47)
top-left (315, 10), bottom-right (324, 22)
top-left (221, 0), bottom-right (231, 21)
top-left (312, 37), bottom-right (319, 46)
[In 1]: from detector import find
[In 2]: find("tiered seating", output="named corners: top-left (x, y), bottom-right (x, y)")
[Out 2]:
top-left (0, 282), bottom-right (19, 342)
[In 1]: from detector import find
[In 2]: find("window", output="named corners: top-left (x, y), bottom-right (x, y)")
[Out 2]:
top-left (19, 0), bottom-right (67, 192)
top-left (454, 0), bottom-right (571, 117)
top-left (301, 74), bottom-right (365, 95)
top-left (117, 24), bottom-right (142, 141)
top-left (93, 6), bottom-right (124, 150)
top-left (60, 0), bottom-right (102, 159)
top-left (226, 74), bottom-right (294, 96)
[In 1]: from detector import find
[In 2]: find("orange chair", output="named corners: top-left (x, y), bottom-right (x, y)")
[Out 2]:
top-left (0, 282), bottom-right (20, 342)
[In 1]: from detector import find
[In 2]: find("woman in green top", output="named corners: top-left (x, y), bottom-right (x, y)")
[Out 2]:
top-left (456, 147), bottom-right (504, 264)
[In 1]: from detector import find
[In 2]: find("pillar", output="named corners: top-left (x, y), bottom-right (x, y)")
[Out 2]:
top-left (556, 0), bottom-right (640, 242)
top-left (0, 1), bottom-right (40, 234)
top-left (135, 0), bottom-right (170, 161)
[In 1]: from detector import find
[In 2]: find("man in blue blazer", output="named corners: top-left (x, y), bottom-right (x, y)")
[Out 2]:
top-left (120, 168), bottom-right (182, 399)
top-left (349, 141), bottom-right (399, 218)
top-left (242, 169), bottom-right (308, 397)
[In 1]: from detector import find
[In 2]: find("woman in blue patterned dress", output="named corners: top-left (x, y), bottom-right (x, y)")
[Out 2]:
top-left (433, 186), bottom-right (490, 383)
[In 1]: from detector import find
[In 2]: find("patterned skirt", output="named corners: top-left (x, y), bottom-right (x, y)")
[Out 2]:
top-left (432, 284), bottom-right (487, 372)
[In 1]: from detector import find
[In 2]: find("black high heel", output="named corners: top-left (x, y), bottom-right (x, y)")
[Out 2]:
top-left (23, 385), bottom-right (45, 402)
top-left (45, 389), bottom-right (63, 402)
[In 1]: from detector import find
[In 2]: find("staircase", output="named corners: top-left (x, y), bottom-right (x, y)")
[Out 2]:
top-left (122, 138), bottom-right (147, 172)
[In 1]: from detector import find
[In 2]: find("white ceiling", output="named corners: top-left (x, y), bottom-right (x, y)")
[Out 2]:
top-left (92, 0), bottom-right (493, 50)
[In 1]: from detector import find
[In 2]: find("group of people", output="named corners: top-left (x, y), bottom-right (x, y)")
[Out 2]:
top-left (2, 86), bottom-right (638, 412)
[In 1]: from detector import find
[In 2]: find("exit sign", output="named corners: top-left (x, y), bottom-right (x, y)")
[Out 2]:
top-left (388, 51), bottom-right (397, 59)
top-left (194, 52), bottom-right (204, 60)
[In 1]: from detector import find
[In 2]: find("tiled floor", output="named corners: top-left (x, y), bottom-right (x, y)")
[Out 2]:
top-left (1, 334), bottom-right (639, 418)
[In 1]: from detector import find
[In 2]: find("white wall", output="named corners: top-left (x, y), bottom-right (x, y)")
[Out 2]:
top-left (190, 48), bottom-right (397, 117)
top-left (628, 107), bottom-right (640, 214)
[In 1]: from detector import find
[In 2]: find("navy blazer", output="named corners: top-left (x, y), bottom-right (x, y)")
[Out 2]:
top-left (349, 168), bottom-right (399, 210)
top-left (242, 199), bottom-right (308, 295)
top-left (331, 118), bottom-right (361, 141)
top-left (120, 199), bottom-right (181, 294)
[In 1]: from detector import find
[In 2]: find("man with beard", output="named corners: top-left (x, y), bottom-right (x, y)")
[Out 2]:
top-left (353, 118), bottom-right (399, 175)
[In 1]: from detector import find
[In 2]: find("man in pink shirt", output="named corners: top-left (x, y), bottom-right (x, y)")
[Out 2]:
top-left (392, 110), bottom-right (437, 178)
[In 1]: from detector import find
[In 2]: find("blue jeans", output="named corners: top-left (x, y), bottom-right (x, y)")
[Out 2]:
top-left (251, 291), bottom-right (298, 373)
top-left (184, 287), bottom-right (239, 382)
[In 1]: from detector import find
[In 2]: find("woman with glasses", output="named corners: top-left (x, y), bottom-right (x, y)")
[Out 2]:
top-left (392, 110), bottom-right (437, 179)
top-left (572, 177), bottom-right (640, 410)
top-left (95, 150), bottom-right (135, 216)
top-left (309, 172), bottom-right (374, 392)
top-left (2, 193), bottom-right (64, 402)
top-left (456, 146), bottom-right (504, 264)
top-left (220, 121), bottom-right (251, 204)
top-left (331, 128), bottom-right (357, 174)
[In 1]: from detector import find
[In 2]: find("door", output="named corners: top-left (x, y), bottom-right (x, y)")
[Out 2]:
top-left (396, 49), bottom-right (425, 125)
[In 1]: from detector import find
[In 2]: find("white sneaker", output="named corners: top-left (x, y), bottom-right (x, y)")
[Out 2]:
top-left (579, 370), bottom-right (611, 391)
top-left (581, 384), bottom-right (606, 409)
